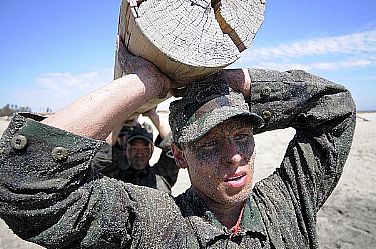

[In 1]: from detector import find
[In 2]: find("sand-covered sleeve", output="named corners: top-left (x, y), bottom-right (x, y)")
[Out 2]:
top-left (0, 113), bottom-right (182, 248)
top-left (247, 69), bottom-right (356, 246)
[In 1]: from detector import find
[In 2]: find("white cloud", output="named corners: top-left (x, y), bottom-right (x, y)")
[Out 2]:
top-left (15, 68), bottom-right (113, 112)
top-left (36, 69), bottom-right (112, 95)
top-left (246, 30), bottom-right (376, 58)
top-left (249, 58), bottom-right (373, 72)
top-left (309, 59), bottom-right (372, 70)
top-left (234, 30), bottom-right (376, 72)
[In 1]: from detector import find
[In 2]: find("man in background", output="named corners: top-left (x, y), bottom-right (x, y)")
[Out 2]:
top-left (91, 106), bottom-right (178, 193)
top-left (119, 124), bottom-right (178, 193)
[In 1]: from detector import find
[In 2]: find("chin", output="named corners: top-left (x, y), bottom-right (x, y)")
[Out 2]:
top-left (221, 184), bottom-right (252, 205)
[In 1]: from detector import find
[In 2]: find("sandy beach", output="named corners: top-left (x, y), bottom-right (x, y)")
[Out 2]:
top-left (0, 112), bottom-right (375, 248)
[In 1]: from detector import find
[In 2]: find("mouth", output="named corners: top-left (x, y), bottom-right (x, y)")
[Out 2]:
top-left (224, 173), bottom-right (247, 188)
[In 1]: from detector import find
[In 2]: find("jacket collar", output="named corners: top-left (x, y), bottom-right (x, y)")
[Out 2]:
top-left (124, 165), bottom-right (150, 176)
top-left (176, 187), bottom-right (267, 246)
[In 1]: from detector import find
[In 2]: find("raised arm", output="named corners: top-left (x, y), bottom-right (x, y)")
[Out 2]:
top-left (242, 68), bottom-right (355, 247)
top-left (0, 39), bottom-right (174, 247)
top-left (224, 68), bottom-right (356, 203)
top-left (143, 106), bottom-right (179, 189)
top-left (42, 36), bottom-right (171, 140)
top-left (143, 106), bottom-right (171, 139)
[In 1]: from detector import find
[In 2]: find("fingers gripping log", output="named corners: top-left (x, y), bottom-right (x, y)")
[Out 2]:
top-left (116, 35), bottom-right (171, 116)
top-left (115, 0), bottom-right (265, 87)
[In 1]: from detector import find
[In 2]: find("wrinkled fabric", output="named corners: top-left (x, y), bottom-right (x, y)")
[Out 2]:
top-left (0, 70), bottom-right (356, 248)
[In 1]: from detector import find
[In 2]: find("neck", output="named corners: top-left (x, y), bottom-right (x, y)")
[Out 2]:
top-left (193, 188), bottom-right (246, 229)
top-left (129, 165), bottom-right (149, 172)
top-left (210, 201), bottom-right (245, 229)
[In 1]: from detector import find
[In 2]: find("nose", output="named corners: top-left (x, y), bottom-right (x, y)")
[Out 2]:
top-left (135, 148), bottom-right (145, 156)
top-left (225, 139), bottom-right (242, 166)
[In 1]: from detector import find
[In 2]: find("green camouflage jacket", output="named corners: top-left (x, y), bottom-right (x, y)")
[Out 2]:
top-left (0, 70), bottom-right (355, 248)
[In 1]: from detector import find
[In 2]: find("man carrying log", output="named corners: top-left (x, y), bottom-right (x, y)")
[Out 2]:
top-left (0, 40), bottom-right (355, 247)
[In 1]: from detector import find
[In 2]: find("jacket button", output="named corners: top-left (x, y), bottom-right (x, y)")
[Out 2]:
top-left (52, 147), bottom-right (69, 161)
top-left (262, 110), bottom-right (272, 121)
top-left (11, 135), bottom-right (28, 150)
top-left (261, 86), bottom-right (272, 97)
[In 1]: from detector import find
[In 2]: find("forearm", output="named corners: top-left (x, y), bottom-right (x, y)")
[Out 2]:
top-left (247, 69), bottom-right (356, 133)
top-left (157, 123), bottom-right (171, 139)
top-left (249, 69), bottom-right (356, 210)
top-left (42, 73), bottom-right (165, 140)
top-left (150, 114), bottom-right (171, 139)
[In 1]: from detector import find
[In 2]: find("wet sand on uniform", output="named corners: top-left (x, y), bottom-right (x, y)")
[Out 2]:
top-left (0, 113), bottom-right (375, 248)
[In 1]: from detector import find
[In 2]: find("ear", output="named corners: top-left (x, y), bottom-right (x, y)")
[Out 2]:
top-left (148, 143), bottom-right (154, 159)
top-left (150, 142), bottom-right (154, 154)
top-left (171, 143), bottom-right (188, 169)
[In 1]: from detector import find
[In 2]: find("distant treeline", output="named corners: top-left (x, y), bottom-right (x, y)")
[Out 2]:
top-left (0, 104), bottom-right (32, 117)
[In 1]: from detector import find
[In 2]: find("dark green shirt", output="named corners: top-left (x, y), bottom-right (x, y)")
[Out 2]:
top-left (0, 70), bottom-right (356, 248)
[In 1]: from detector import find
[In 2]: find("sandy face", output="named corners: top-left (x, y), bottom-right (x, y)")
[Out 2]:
top-left (182, 117), bottom-right (255, 206)
top-left (126, 138), bottom-right (153, 170)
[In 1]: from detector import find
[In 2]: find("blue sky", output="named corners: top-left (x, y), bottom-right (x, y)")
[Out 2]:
top-left (0, 0), bottom-right (375, 112)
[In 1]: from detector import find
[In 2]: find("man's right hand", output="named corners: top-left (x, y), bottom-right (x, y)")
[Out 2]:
top-left (116, 35), bottom-right (171, 99)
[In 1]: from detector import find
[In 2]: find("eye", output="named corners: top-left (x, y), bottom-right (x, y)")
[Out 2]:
top-left (143, 147), bottom-right (150, 152)
top-left (199, 140), bottom-right (219, 149)
top-left (234, 133), bottom-right (251, 142)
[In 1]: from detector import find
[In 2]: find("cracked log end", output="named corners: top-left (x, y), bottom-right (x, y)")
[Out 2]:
top-left (115, 0), bottom-right (265, 86)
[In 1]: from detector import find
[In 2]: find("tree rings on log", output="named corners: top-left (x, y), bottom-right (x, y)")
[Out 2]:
top-left (115, 0), bottom-right (265, 87)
